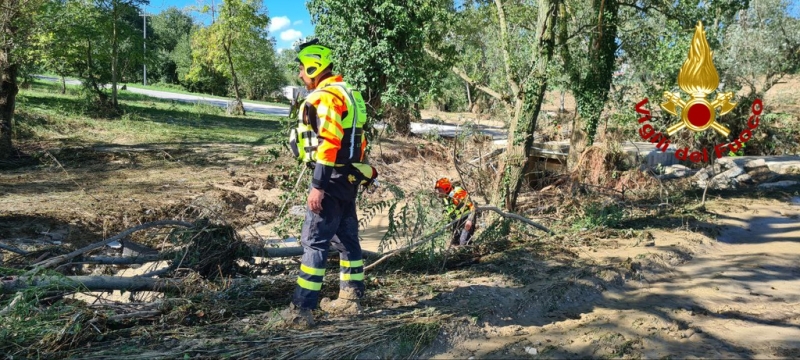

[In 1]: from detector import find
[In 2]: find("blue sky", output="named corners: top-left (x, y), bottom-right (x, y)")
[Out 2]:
top-left (143, 0), bottom-right (314, 50)
top-left (142, 0), bottom-right (799, 50)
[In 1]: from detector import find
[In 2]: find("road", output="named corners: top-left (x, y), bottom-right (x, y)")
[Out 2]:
top-left (32, 75), bottom-right (507, 140)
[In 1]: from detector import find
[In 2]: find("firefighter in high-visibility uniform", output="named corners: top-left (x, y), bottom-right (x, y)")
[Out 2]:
top-left (276, 39), bottom-right (371, 329)
top-left (434, 178), bottom-right (476, 247)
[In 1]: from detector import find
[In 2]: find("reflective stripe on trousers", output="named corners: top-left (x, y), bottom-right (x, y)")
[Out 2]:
top-left (293, 192), bottom-right (365, 309)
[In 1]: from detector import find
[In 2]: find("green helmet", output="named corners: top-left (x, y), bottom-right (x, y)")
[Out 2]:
top-left (295, 39), bottom-right (332, 78)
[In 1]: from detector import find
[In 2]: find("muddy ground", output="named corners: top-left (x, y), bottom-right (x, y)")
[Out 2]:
top-left (2, 82), bottom-right (800, 359)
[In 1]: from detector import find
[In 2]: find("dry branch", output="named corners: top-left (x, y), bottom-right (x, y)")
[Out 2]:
top-left (0, 242), bottom-right (28, 256)
top-left (1, 275), bottom-right (183, 294)
top-left (88, 310), bottom-right (163, 324)
top-left (26, 220), bottom-right (194, 275)
top-left (474, 206), bottom-right (555, 235)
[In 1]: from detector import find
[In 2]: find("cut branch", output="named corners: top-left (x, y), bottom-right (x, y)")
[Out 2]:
top-left (0, 242), bottom-right (28, 256)
top-left (364, 206), bottom-right (553, 271)
top-left (474, 206), bottom-right (555, 235)
top-left (88, 310), bottom-right (163, 324)
top-left (26, 220), bottom-right (195, 275)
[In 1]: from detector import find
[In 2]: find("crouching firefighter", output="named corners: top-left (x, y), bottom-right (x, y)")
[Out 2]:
top-left (277, 39), bottom-right (379, 329)
top-left (434, 178), bottom-right (476, 247)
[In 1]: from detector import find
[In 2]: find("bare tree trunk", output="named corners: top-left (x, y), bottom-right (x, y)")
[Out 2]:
top-left (0, 58), bottom-right (17, 160)
top-left (490, 0), bottom-right (560, 211)
top-left (223, 41), bottom-right (245, 116)
top-left (465, 80), bottom-right (473, 113)
top-left (60, 74), bottom-right (66, 94)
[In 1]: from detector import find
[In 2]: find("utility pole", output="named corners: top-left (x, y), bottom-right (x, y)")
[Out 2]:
top-left (210, 0), bottom-right (215, 23)
top-left (140, 11), bottom-right (150, 86)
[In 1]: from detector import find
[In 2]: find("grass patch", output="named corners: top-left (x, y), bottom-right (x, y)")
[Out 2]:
top-left (15, 83), bottom-right (287, 147)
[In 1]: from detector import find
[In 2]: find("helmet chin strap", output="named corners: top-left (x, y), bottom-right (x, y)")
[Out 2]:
top-left (311, 69), bottom-right (333, 89)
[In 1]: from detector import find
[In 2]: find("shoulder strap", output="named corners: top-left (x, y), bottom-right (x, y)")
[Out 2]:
top-left (324, 83), bottom-right (362, 160)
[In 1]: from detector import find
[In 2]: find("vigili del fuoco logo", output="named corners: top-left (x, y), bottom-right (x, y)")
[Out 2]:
top-left (634, 21), bottom-right (764, 163)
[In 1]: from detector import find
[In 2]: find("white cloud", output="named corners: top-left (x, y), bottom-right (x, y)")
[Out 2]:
top-left (269, 16), bottom-right (291, 32)
top-left (280, 29), bottom-right (302, 42)
top-left (292, 20), bottom-right (302, 25)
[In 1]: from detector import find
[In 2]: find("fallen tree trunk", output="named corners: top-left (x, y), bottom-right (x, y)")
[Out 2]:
top-left (81, 255), bottom-right (163, 265)
top-left (1, 275), bottom-right (183, 293)
top-left (249, 245), bottom-right (379, 259)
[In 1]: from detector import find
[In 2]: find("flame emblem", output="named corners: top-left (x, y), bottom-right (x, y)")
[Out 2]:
top-left (660, 21), bottom-right (736, 137)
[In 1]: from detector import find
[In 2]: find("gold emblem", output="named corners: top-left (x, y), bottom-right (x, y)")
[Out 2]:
top-left (348, 174), bottom-right (357, 184)
top-left (660, 21), bottom-right (736, 137)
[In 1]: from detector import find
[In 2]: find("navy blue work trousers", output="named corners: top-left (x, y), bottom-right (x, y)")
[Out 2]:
top-left (292, 193), bottom-right (365, 309)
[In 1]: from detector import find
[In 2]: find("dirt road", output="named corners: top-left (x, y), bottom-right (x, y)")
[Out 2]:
top-left (420, 196), bottom-right (800, 359)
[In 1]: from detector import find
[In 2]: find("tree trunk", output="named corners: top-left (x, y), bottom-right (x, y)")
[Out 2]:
top-left (491, 0), bottom-right (560, 211)
top-left (466, 80), bottom-right (474, 113)
top-left (567, 114), bottom-right (588, 171)
top-left (86, 40), bottom-right (108, 104)
top-left (0, 57), bottom-right (18, 160)
top-left (223, 41), bottom-right (245, 116)
top-left (561, 0), bottom-right (619, 172)
top-left (1, 275), bottom-right (182, 294)
top-left (60, 74), bottom-right (66, 94)
top-left (111, 0), bottom-right (119, 109)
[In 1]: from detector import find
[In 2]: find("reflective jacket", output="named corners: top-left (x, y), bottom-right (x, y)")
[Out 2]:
top-left (297, 75), bottom-right (369, 199)
top-left (443, 186), bottom-right (474, 219)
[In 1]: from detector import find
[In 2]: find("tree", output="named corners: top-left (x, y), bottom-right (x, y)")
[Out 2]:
top-left (0, 0), bottom-right (46, 159)
top-left (275, 48), bottom-right (303, 87)
top-left (306, 0), bottom-right (456, 135)
top-left (428, 0), bottom-right (561, 211)
top-left (95, 0), bottom-right (149, 110)
top-left (558, 0), bottom-right (620, 169)
top-left (150, 7), bottom-right (194, 84)
top-left (235, 33), bottom-right (282, 101)
top-left (188, 0), bottom-right (270, 115)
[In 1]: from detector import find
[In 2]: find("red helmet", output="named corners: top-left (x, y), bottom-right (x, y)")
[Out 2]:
top-left (434, 178), bottom-right (452, 193)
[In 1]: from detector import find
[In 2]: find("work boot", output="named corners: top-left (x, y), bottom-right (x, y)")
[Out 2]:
top-left (269, 303), bottom-right (315, 329)
top-left (320, 288), bottom-right (363, 316)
